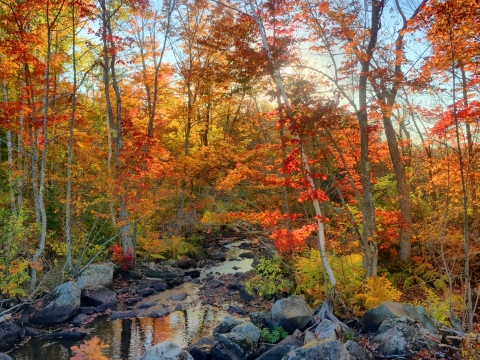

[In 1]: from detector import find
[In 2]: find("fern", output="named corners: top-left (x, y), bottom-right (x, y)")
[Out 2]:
top-left (260, 326), bottom-right (289, 343)
top-left (354, 275), bottom-right (402, 309)
top-left (246, 257), bottom-right (294, 298)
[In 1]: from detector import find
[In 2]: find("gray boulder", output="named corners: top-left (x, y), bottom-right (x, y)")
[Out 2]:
top-left (145, 267), bottom-right (185, 279)
top-left (0, 353), bottom-right (13, 360)
top-left (188, 335), bottom-right (218, 360)
top-left (31, 281), bottom-right (81, 325)
top-left (265, 296), bottom-right (313, 333)
top-left (76, 262), bottom-right (114, 290)
top-left (232, 322), bottom-right (261, 342)
top-left (282, 339), bottom-right (352, 360)
top-left (72, 314), bottom-right (88, 326)
top-left (314, 319), bottom-right (342, 340)
top-left (82, 286), bottom-right (117, 309)
top-left (146, 307), bottom-right (171, 318)
top-left (212, 333), bottom-right (259, 360)
top-left (256, 335), bottom-right (303, 360)
top-left (0, 321), bottom-right (23, 348)
top-left (369, 317), bottom-right (440, 357)
top-left (363, 301), bottom-right (439, 332)
top-left (344, 340), bottom-right (375, 360)
top-left (111, 310), bottom-right (138, 320)
top-left (141, 341), bottom-right (193, 360)
top-left (213, 315), bottom-right (243, 334)
top-left (248, 312), bottom-right (265, 329)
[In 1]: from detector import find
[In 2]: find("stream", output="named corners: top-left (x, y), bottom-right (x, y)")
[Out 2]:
top-left (11, 241), bottom-right (254, 360)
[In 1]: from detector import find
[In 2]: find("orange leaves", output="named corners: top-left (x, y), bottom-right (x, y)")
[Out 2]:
top-left (71, 336), bottom-right (109, 360)
top-left (298, 189), bottom-right (329, 203)
top-left (270, 224), bottom-right (316, 252)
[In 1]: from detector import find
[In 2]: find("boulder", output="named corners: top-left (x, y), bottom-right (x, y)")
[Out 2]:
top-left (31, 281), bottom-right (81, 325)
top-left (0, 353), bottom-right (13, 360)
top-left (76, 262), bottom-right (115, 290)
top-left (228, 306), bottom-right (247, 316)
top-left (213, 315), bottom-right (243, 334)
top-left (138, 289), bottom-right (155, 297)
top-left (146, 307), bottom-right (171, 318)
top-left (138, 301), bottom-right (157, 309)
top-left (188, 336), bottom-right (218, 360)
top-left (282, 339), bottom-right (352, 360)
top-left (207, 279), bottom-right (224, 288)
top-left (178, 258), bottom-right (197, 269)
top-left (111, 311), bottom-right (138, 320)
top-left (43, 331), bottom-right (87, 340)
top-left (72, 314), bottom-right (88, 326)
top-left (265, 296), bottom-right (313, 334)
top-left (175, 304), bottom-right (183, 311)
top-left (80, 307), bottom-right (95, 315)
top-left (212, 333), bottom-right (259, 360)
top-left (145, 267), bottom-right (185, 279)
top-left (170, 293), bottom-right (188, 301)
top-left (238, 286), bottom-right (256, 301)
top-left (82, 286), bottom-right (117, 309)
top-left (314, 319), bottom-right (342, 340)
top-left (185, 270), bottom-right (201, 278)
top-left (227, 281), bottom-right (243, 291)
top-left (303, 331), bottom-right (316, 343)
top-left (248, 312), bottom-right (265, 329)
top-left (232, 322), bottom-right (261, 342)
top-left (368, 317), bottom-right (440, 357)
top-left (239, 252), bottom-right (255, 259)
top-left (344, 340), bottom-right (375, 360)
top-left (363, 301), bottom-right (439, 332)
top-left (152, 282), bottom-right (167, 292)
top-left (256, 335), bottom-right (303, 360)
top-left (141, 341), bottom-right (193, 360)
top-left (213, 252), bottom-right (227, 261)
top-left (0, 321), bottom-right (23, 348)
top-left (167, 277), bottom-right (185, 288)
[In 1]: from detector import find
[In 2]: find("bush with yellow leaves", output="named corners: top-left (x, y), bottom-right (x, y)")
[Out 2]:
top-left (354, 275), bottom-right (402, 309)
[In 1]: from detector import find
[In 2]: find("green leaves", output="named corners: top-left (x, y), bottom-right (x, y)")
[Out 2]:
top-left (260, 326), bottom-right (289, 344)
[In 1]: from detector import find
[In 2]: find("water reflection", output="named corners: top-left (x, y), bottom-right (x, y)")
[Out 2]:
top-left (11, 306), bottom-right (228, 360)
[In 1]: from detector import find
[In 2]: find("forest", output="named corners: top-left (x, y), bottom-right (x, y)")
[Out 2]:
top-left (0, 0), bottom-right (479, 349)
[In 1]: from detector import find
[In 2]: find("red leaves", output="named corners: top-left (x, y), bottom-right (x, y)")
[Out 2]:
top-left (270, 224), bottom-right (316, 252)
top-left (109, 244), bottom-right (132, 270)
top-left (298, 189), bottom-right (329, 203)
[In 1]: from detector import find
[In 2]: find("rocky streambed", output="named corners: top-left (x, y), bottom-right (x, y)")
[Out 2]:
top-left (0, 233), bottom-right (467, 359)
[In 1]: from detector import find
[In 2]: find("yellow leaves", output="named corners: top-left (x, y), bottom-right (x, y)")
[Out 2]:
top-left (70, 336), bottom-right (109, 360)
top-left (354, 275), bottom-right (402, 309)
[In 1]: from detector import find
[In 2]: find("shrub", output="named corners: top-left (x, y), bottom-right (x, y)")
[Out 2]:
top-left (246, 257), bottom-right (294, 299)
top-left (354, 275), bottom-right (402, 309)
top-left (260, 326), bottom-right (288, 343)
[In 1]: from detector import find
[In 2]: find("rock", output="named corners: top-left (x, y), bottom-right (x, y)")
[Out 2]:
top-left (228, 306), bottom-right (247, 316)
top-left (251, 254), bottom-right (260, 268)
top-left (138, 301), bottom-right (157, 309)
top-left (234, 271), bottom-right (255, 281)
top-left (303, 331), bottom-right (316, 343)
top-left (117, 287), bottom-right (129, 294)
top-left (178, 258), bottom-right (197, 269)
top-left (170, 293), bottom-right (187, 301)
top-left (238, 286), bottom-right (256, 301)
top-left (314, 319), bottom-right (342, 340)
top-left (118, 270), bottom-right (143, 281)
top-left (344, 340), bottom-right (375, 360)
top-left (82, 286), bottom-right (117, 309)
top-left (282, 339), bottom-right (352, 360)
top-left (126, 297), bottom-right (143, 304)
top-left (232, 266), bottom-right (240, 271)
top-left (76, 262), bottom-right (115, 290)
top-left (138, 288), bottom-right (155, 297)
top-left (256, 335), bottom-right (303, 360)
top-left (227, 281), bottom-right (242, 291)
top-left (80, 307), bottom-right (95, 315)
top-left (238, 243), bottom-right (252, 249)
top-left (212, 333), bottom-right (259, 360)
top-left (265, 296), bottom-right (313, 334)
top-left (0, 353), bottom-right (12, 360)
top-left (188, 335), bottom-right (218, 360)
top-left (111, 311), bottom-right (138, 320)
top-left (72, 314), bottom-right (88, 326)
top-left (152, 282), bottom-right (167, 292)
top-left (31, 281), bottom-right (81, 325)
top-left (0, 321), bottom-right (23, 348)
top-left (363, 301), bottom-right (439, 332)
top-left (95, 304), bottom-right (107, 312)
top-left (167, 277), bottom-right (185, 288)
top-left (213, 252), bottom-right (226, 261)
top-left (139, 281), bottom-right (152, 290)
top-left (369, 317), bottom-right (440, 357)
top-left (24, 327), bottom-right (42, 336)
top-left (248, 312), bottom-right (265, 329)
top-left (207, 279), bottom-right (224, 288)
top-left (146, 308), bottom-right (171, 318)
top-left (167, 260), bottom-right (177, 266)
top-left (213, 315), bottom-right (243, 334)
top-left (239, 252), bottom-right (255, 259)
top-left (43, 331), bottom-right (87, 340)
top-left (141, 341), bottom-right (193, 360)
top-left (145, 267), bottom-right (185, 279)
top-left (175, 304), bottom-right (183, 311)
top-left (185, 270), bottom-right (201, 278)
top-left (232, 322), bottom-right (261, 342)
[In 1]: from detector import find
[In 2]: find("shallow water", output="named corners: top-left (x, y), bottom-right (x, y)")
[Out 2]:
top-left (10, 241), bottom-right (253, 360)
